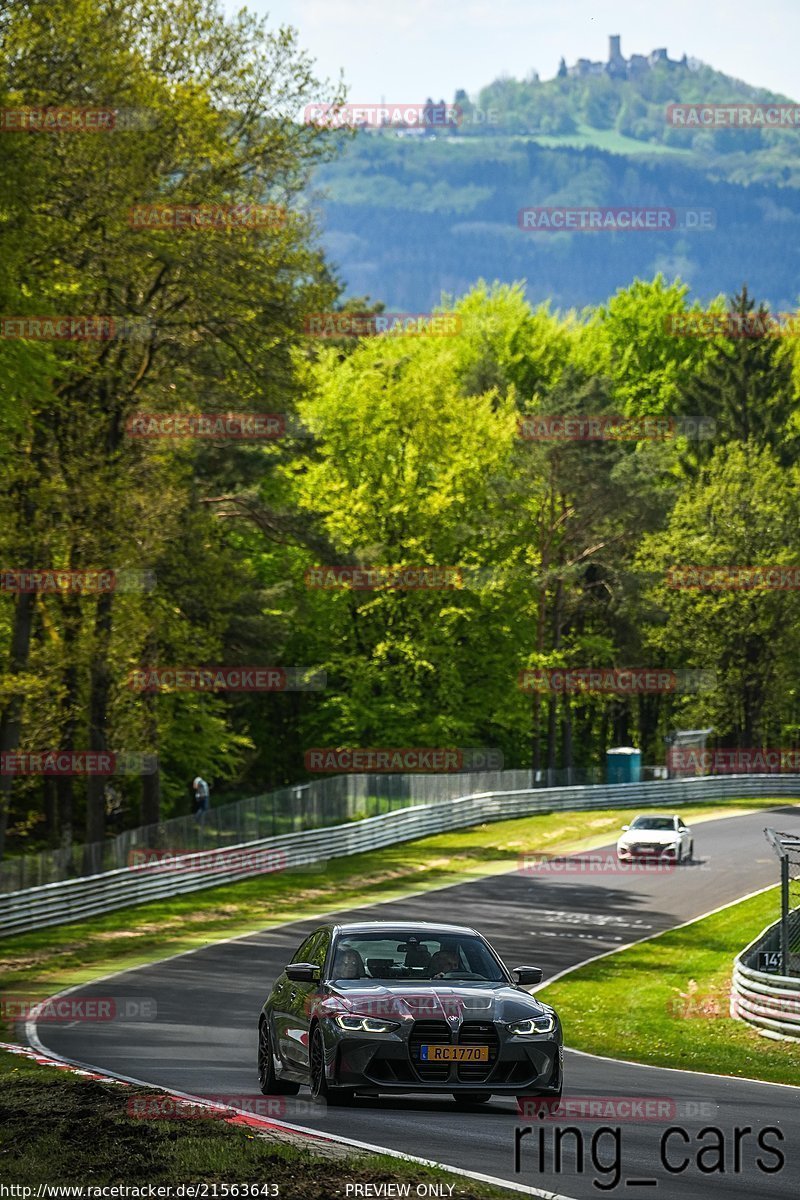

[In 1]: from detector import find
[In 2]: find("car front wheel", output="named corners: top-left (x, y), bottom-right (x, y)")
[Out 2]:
top-left (309, 1025), bottom-right (354, 1106)
top-left (258, 1019), bottom-right (300, 1096)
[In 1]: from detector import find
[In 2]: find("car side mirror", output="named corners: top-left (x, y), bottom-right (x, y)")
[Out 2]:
top-left (621, 824), bottom-right (630, 831)
top-left (513, 965), bottom-right (543, 986)
top-left (286, 962), bottom-right (320, 983)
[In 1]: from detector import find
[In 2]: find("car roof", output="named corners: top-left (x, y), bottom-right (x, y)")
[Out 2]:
top-left (332, 921), bottom-right (480, 936)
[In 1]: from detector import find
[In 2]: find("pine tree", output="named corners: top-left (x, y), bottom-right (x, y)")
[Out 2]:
top-left (678, 286), bottom-right (799, 473)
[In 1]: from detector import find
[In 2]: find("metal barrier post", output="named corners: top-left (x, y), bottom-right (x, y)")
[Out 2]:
top-left (782, 854), bottom-right (791, 977)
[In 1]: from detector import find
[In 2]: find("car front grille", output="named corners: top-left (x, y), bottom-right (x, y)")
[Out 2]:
top-left (409, 1019), bottom-right (451, 1081)
top-left (409, 1018), bottom-right (503, 1084)
top-left (457, 1021), bottom-right (499, 1082)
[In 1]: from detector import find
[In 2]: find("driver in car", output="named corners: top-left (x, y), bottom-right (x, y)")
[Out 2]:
top-left (333, 947), bottom-right (364, 979)
top-left (428, 946), bottom-right (459, 978)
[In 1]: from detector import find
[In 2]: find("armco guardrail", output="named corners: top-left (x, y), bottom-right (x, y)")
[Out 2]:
top-left (2, 774), bottom-right (800, 936)
top-left (732, 915), bottom-right (800, 1041)
top-left (0, 766), bottom-right (603, 891)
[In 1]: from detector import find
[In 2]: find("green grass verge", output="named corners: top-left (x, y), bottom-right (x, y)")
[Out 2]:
top-left (524, 123), bottom-right (689, 156)
top-left (1, 797), bottom-right (790, 1009)
top-left (539, 885), bottom-right (800, 1086)
top-left (0, 1049), bottom-right (515, 1195)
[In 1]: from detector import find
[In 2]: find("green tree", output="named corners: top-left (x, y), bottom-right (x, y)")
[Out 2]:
top-left (637, 443), bottom-right (800, 745)
top-left (0, 0), bottom-right (341, 856)
top-left (677, 287), bottom-right (799, 473)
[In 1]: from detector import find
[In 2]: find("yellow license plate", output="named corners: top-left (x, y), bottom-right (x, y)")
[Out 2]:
top-left (419, 1044), bottom-right (488, 1062)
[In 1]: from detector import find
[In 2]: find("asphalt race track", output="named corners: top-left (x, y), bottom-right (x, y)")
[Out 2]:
top-left (27, 806), bottom-right (800, 1199)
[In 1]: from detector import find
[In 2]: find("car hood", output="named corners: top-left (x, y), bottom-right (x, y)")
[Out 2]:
top-left (620, 828), bottom-right (678, 844)
top-left (313, 982), bottom-right (553, 1024)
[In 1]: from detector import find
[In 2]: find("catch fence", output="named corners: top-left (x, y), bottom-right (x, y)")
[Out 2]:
top-left (765, 827), bottom-right (800, 976)
top-left (0, 767), bottom-right (603, 893)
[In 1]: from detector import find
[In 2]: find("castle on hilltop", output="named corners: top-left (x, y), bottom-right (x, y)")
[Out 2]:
top-left (562, 35), bottom-right (698, 80)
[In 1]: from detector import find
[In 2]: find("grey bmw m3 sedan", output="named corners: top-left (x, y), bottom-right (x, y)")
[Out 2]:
top-left (257, 920), bottom-right (563, 1106)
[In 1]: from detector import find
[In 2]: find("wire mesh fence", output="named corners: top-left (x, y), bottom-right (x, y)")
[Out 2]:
top-left (764, 827), bottom-right (800, 976)
top-left (0, 765), bottom-right (604, 892)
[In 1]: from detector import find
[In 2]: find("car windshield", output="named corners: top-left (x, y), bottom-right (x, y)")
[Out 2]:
top-left (630, 817), bottom-right (675, 830)
top-left (328, 932), bottom-right (508, 984)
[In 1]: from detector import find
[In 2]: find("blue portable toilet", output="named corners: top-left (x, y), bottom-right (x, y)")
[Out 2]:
top-left (606, 746), bottom-right (641, 784)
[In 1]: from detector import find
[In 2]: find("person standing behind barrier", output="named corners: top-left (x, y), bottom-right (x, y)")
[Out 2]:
top-left (193, 775), bottom-right (210, 819)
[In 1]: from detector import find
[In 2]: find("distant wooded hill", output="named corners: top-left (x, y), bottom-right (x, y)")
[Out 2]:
top-left (310, 57), bottom-right (800, 311)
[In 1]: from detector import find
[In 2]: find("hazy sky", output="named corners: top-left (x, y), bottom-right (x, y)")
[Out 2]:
top-left (226, 0), bottom-right (799, 103)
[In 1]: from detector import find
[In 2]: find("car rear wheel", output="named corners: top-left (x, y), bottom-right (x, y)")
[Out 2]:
top-left (452, 1092), bottom-right (491, 1105)
top-left (258, 1019), bottom-right (300, 1096)
top-left (309, 1025), bottom-right (354, 1106)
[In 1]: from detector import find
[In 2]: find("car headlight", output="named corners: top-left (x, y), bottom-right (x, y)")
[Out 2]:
top-left (334, 1015), bottom-right (400, 1033)
top-left (508, 1015), bottom-right (556, 1035)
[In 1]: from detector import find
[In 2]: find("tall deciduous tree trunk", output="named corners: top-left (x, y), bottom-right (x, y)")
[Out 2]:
top-left (138, 627), bottom-right (161, 826)
top-left (532, 482), bottom-right (554, 772)
top-left (0, 591), bottom-right (37, 861)
top-left (56, 594), bottom-right (83, 852)
top-left (563, 696), bottom-right (573, 779)
top-left (43, 777), bottom-right (58, 848)
top-left (531, 694), bottom-right (541, 775)
top-left (85, 589), bottom-right (114, 848)
top-left (547, 576), bottom-right (564, 773)
top-left (140, 690), bottom-right (161, 827)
